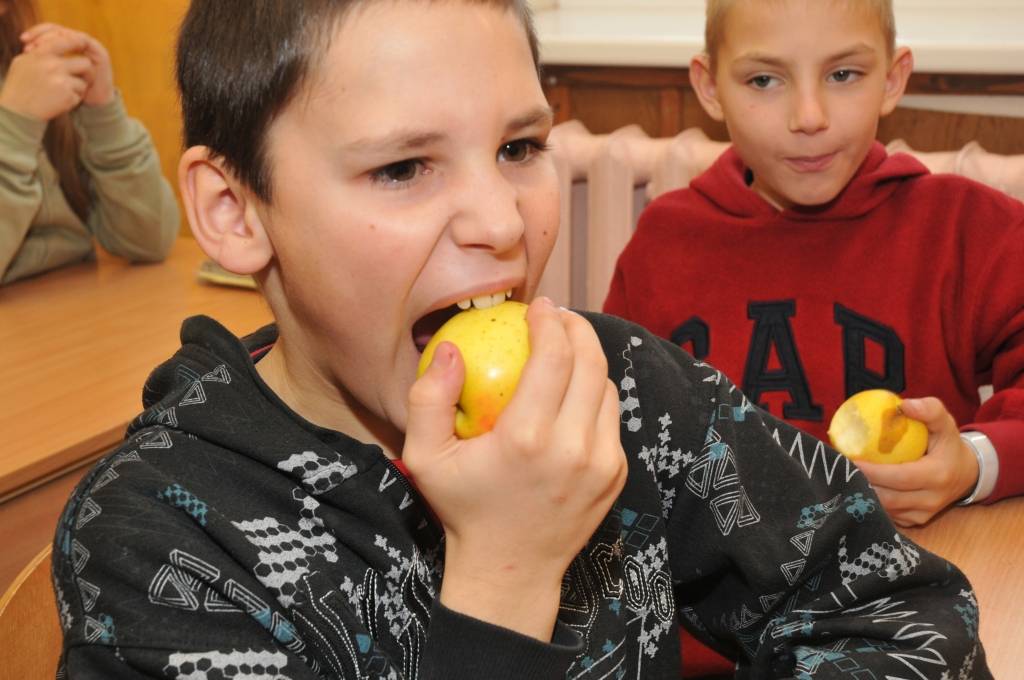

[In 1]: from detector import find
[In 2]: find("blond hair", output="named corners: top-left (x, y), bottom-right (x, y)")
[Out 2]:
top-left (704, 0), bottom-right (896, 68)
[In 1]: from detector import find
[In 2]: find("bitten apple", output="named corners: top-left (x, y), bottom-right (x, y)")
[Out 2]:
top-left (827, 389), bottom-right (928, 464)
top-left (417, 300), bottom-right (529, 439)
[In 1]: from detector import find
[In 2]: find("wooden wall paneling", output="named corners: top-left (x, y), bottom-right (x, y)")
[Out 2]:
top-left (879, 107), bottom-right (1024, 154)
top-left (907, 72), bottom-right (1024, 96)
top-left (546, 79), bottom-right (572, 125)
top-left (567, 84), bottom-right (665, 136)
top-left (36, 0), bottom-right (189, 234)
top-left (657, 86), bottom-right (681, 138)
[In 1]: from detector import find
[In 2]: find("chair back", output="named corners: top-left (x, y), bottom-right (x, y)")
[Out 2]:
top-left (0, 545), bottom-right (61, 678)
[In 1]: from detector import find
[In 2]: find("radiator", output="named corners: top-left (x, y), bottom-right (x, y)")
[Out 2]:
top-left (538, 121), bottom-right (728, 311)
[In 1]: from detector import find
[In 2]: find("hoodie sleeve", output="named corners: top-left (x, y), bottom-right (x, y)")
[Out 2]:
top-left (592, 314), bottom-right (990, 679)
top-left (73, 93), bottom-right (179, 263)
top-left (959, 202), bottom-right (1024, 504)
top-left (418, 604), bottom-right (581, 680)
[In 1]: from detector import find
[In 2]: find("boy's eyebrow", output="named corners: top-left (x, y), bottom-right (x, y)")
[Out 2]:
top-left (342, 106), bottom-right (555, 154)
top-left (735, 43), bottom-right (877, 67)
top-left (342, 130), bottom-right (447, 154)
top-left (506, 106), bottom-right (555, 134)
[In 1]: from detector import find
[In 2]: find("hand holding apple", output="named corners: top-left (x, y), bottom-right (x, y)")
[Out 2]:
top-left (403, 298), bottom-right (627, 639)
top-left (827, 389), bottom-right (927, 464)
top-left (417, 300), bottom-right (529, 438)
top-left (847, 396), bottom-right (980, 527)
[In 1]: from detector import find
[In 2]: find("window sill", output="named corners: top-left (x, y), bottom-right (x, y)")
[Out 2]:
top-left (533, 6), bottom-right (1024, 75)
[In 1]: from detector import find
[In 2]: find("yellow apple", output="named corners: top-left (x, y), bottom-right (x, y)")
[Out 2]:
top-left (417, 300), bottom-right (530, 439)
top-left (827, 389), bottom-right (928, 464)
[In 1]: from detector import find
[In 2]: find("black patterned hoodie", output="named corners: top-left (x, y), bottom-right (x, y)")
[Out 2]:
top-left (53, 314), bottom-right (991, 679)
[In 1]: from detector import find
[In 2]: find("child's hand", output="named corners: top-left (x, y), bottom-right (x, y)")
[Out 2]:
top-left (21, 23), bottom-right (115, 109)
top-left (0, 27), bottom-right (93, 121)
top-left (403, 297), bottom-right (627, 640)
top-left (854, 397), bottom-right (979, 527)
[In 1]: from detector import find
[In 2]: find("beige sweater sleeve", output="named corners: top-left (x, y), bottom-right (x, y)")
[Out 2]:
top-left (0, 104), bottom-right (47, 279)
top-left (74, 92), bottom-right (179, 262)
top-left (1, 91), bottom-right (180, 284)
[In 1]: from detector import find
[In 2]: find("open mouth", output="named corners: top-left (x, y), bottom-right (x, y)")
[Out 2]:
top-left (412, 289), bottom-right (513, 353)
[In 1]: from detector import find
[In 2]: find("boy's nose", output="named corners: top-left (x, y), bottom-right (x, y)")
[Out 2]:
top-left (789, 87), bottom-right (829, 134)
top-left (449, 168), bottom-right (525, 253)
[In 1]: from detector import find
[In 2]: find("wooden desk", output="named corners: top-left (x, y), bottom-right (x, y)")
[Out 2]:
top-left (902, 498), bottom-right (1024, 680)
top-left (0, 238), bottom-right (272, 502)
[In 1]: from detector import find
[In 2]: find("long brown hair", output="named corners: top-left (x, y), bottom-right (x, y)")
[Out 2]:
top-left (1, 0), bottom-right (91, 221)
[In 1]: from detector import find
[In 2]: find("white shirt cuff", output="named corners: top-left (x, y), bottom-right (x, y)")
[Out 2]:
top-left (957, 431), bottom-right (999, 505)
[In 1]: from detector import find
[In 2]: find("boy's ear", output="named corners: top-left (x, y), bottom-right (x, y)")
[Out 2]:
top-left (178, 146), bottom-right (274, 275)
top-left (880, 46), bottom-right (914, 117)
top-left (689, 53), bottom-right (725, 122)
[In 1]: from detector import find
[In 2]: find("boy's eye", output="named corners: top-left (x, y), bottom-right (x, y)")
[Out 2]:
top-left (748, 74), bottom-right (779, 90)
top-left (828, 69), bottom-right (860, 83)
top-left (498, 138), bottom-right (547, 163)
top-left (371, 159), bottom-right (424, 186)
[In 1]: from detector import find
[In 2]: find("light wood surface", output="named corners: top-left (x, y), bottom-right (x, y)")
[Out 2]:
top-left (0, 238), bottom-right (272, 501)
top-left (902, 498), bottom-right (1024, 680)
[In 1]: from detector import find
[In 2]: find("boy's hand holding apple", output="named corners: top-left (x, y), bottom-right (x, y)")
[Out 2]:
top-left (402, 297), bottom-right (627, 641)
top-left (834, 394), bottom-right (980, 527)
top-left (417, 300), bottom-right (531, 439)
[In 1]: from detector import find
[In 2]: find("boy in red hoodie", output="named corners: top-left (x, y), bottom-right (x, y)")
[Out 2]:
top-left (607, 0), bottom-right (1024, 526)
top-left (605, 0), bottom-right (1023, 671)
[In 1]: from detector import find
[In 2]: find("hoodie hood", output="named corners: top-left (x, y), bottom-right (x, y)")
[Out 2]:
top-left (691, 142), bottom-right (929, 222)
top-left (128, 315), bottom-right (401, 500)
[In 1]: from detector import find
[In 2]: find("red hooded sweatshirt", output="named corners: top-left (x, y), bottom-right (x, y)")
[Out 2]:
top-left (606, 142), bottom-right (1024, 505)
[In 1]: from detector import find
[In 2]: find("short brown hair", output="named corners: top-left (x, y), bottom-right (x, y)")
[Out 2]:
top-left (704, 0), bottom-right (896, 70)
top-left (177, 0), bottom-right (541, 203)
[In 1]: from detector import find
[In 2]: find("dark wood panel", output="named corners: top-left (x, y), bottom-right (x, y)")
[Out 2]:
top-left (907, 72), bottom-right (1024, 96)
top-left (565, 84), bottom-right (666, 136)
top-left (0, 466), bottom-right (91, 594)
top-left (878, 107), bottom-right (1024, 154)
top-left (543, 65), bottom-right (692, 89)
top-left (544, 65), bottom-right (1024, 96)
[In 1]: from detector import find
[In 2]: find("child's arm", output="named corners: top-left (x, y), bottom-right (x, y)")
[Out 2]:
top-left (0, 104), bottom-right (46, 280)
top-left (73, 91), bottom-right (180, 263)
top-left (403, 298), bottom-right (628, 676)
top-left (854, 397), bottom-right (984, 526)
top-left (949, 209), bottom-right (1024, 505)
top-left (24, 25), bottom-right (181, 264)
top-left (0, 28), bottom-right (94, 281)
top-left (600, 316), bottom-right (989, 678)
top-left (843, 204), bottom-right (1024, 525)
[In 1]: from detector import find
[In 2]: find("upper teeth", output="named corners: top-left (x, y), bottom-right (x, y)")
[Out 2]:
top-left (456, 290), bottom-right (512, 311)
